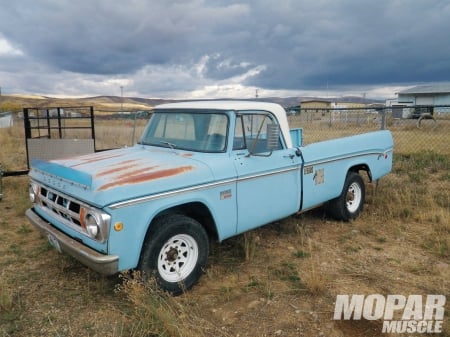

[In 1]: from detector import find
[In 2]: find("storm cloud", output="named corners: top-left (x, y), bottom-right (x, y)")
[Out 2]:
top-left (0, 0), bottom-right (449, 98)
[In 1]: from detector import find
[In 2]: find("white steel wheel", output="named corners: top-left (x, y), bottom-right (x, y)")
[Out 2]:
top-left (346, 181), bottom-right (363, 214)
top-left (157, 234), bottom-right (199, 283)
top-left (328, 172), bottom-right (365, 221)
top-left (139, 214), bottom-right (209, 295)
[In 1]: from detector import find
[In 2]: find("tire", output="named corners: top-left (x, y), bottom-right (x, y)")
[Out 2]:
top-left (138, 214), bottom-right (209, 294)
top-left (417, 114), bottom-right (437, 129)
top-left (328, 172), bottom-right (365, 221)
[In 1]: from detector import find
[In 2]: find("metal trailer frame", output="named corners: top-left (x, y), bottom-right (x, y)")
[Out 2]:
top-left (23, 106), bottom-right (96, 168)
top-left (1, 106), bottom-right (96, 202)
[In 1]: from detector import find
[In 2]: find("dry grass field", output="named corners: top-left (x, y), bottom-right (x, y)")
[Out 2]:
top-left (0, 111), bottom-right (449, 337)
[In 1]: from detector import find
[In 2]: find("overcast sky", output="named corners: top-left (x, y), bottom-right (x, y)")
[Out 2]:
top-left (1, 0), bottom-right (449, 100)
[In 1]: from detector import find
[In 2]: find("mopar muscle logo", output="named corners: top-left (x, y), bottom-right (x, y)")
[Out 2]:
top-left (333, 294), bottom-right (446, 333)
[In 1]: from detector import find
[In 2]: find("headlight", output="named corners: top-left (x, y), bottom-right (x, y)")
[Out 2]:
top-left (81, 208), bottom-right (110, 242)
top-left (29, 182), bottom-right (39, 203)
top-left (85, 213), bottom-right (100, 238)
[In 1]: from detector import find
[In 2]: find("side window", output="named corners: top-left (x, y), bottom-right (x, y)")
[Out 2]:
top-left (233, 115), bottom-right (246, 150)
top-left (233, 113), bottom-right (282, 153)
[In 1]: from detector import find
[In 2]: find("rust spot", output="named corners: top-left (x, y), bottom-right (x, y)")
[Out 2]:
top-left (69, 153), bottom-right (126, 167)
top-left (95, 164), bottom-right (139, 178)
top-left (180, 153), bottom-right (193, 157)
top-left (97, 165), bottom-right (194, 191)
top-left (95, 160), bottom-right (154, 178)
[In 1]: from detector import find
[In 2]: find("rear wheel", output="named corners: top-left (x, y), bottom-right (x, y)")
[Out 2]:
top-left (328, 172), bottom-right (365, 221)
top-left (139, 214), bottom-right (209, 294)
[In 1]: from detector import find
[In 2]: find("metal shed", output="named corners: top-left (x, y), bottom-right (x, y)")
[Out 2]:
top-left (397, 83), bottom-right (450, 114)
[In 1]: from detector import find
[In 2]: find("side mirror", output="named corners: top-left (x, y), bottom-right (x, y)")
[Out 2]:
top-left (266, 123), bottom-right (280, 151)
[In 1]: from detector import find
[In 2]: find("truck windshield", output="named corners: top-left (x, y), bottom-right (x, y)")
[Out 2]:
top-left (139, 111), bottom-right (229, 153)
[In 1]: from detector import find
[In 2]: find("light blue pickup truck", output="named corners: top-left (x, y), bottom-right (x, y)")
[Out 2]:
top-left (26, 101), bottom-right (393, 293)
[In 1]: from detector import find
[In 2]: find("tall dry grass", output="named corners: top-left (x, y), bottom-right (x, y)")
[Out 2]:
top-left (0, 123), bottom-right (27, 171)
top-left (115, 272), bottom-right (223, 337)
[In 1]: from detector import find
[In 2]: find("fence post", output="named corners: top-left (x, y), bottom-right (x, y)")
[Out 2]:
top-left (0, 164), bottom-right (3, 201)
top-left (90, 106), bottom-right (96, 151)
top-left (23, 108), bottom-right (31, 139)
top-left (380, 108), bottom-right (386, 130)
top-left (57, 107), bottom-right (63, 138)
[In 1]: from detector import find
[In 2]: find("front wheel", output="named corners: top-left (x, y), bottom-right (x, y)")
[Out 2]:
top-left (138, 214), bottom-right (209, 294)
top-left (328, 172), bottom-right (365, 221)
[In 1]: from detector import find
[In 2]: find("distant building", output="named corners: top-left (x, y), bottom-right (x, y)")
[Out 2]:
top-left (301, 99), bottom-right (370, 114)
top-left (331, 102), bottom-right (367, 112)
top-left (397, 83), bottom-right (450, 114)
top-left (0, 112), bottom-right (13, 128)
top-left (300, 100), bottom-right (332, 114)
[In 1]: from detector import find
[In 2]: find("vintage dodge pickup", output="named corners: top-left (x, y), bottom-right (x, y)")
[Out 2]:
top-left (26, 101), bottom-right (393, 293)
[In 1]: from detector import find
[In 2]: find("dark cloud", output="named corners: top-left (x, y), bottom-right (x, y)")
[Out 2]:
top-left (0, 0), bottom-right (449, 97)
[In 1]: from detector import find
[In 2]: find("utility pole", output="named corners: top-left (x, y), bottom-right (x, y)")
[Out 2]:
top-left (120, 86), bottom-right (124, 113)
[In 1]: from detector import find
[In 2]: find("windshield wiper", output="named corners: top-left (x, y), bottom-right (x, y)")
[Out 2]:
top-left (159, 141), bottom-right (177, 149)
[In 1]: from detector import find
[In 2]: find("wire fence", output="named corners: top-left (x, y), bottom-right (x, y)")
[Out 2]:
top-left (1, 105), bottom-right (449, 174)
top-left (94, 105), bottom-right (450, 156)
top-left (296, 106), bottom-right (450, 218)
top-left (288, 106), bottom-right (450, 155)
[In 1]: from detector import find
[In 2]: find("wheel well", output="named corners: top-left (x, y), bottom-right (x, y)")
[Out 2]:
top-left (349, 164), bottom-right (372, 182)
top-left (151, 202), bottom-right (219, 241)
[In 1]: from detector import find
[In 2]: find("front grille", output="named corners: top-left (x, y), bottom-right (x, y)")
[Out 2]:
top-left (36, 184), bottom-right (83, 228)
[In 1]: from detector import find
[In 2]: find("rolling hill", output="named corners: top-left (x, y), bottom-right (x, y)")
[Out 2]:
top-left (0, 94), bottom-right (383, 113)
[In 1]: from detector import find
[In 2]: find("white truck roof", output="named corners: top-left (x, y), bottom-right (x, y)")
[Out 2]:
top-left (155, 100), bottom-right (293, 148)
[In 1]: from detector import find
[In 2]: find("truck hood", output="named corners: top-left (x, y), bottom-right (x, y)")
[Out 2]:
top-left (30, 146), bottom-right (215, 207)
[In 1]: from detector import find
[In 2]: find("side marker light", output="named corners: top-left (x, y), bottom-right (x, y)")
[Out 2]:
top-left (114, 222), bottom-right (124, 231)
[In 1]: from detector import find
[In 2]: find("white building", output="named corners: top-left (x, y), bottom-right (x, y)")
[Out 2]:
top-left (0, 112), bottom-right (13, 128)
top-left (397, 83), bottom-right (450, 114)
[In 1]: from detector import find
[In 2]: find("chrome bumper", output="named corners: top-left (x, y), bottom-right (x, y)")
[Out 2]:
top-left (26, 208), bottom-right (119, 275)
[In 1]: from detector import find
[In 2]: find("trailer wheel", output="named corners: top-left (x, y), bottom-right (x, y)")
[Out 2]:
top-left (328, 172), bottom-right (365, 221)
top-left (139, 214), bottom-right (209, 295)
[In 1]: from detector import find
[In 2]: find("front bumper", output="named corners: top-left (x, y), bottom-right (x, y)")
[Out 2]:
top-left (26, 208), bottom-right (119, 275)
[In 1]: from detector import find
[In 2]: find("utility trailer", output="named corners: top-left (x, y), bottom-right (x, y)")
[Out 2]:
top-left (1, 106), bottom-right (96, 201)
top-left (23, 106), bottom-right (96, 168)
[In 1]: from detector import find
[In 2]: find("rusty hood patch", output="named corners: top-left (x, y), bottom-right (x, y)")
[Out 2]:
top-left (96, 165), bottom-right (194, 191)
top-left (31, 146), bottom-right (214, 207)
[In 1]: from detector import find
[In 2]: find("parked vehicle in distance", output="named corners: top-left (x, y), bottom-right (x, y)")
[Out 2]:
top-left (26, 101), bottom-right (393, 294)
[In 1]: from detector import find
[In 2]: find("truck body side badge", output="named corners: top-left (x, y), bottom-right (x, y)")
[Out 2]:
top-left (313, 168), bottom-right (324, 185)
top-left (220, 189), bottom-right (232, 200)
top-left (304, 166), bottom-right (313, 175)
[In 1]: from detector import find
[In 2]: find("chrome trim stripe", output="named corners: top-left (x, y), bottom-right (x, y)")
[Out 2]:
top-left (109, 178), bottom-right (236, 209)
top-left (108, 148), bottom-right (392, 210)
top-left (238, 166), bottom-right (300, 182)
top-left (109, 165), bottom-right (300, 209)
top-left (304, 149), bottom-right (393, 167)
